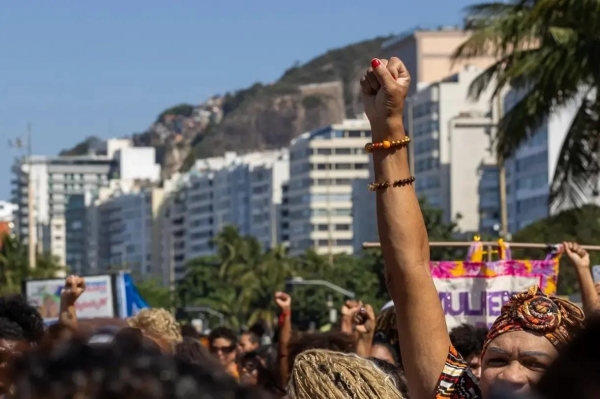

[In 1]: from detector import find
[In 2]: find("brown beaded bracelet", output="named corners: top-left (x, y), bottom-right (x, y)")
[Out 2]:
top-left (365, 137), bottom-right (411, 153)
top-left (368, 176), bottom-right (416, 191)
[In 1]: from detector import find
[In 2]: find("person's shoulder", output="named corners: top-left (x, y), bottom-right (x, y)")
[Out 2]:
top-left (436, 345), bottom-right (482, 399)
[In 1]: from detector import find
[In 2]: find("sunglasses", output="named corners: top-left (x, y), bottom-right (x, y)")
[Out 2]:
top-left (210, 345), bottom-right (236, 355)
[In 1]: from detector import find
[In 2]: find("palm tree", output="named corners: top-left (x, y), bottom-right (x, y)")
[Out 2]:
top-left (453, 0), bottom-right (600, 209)
top-left (0, 234), bottom-right (64, 296)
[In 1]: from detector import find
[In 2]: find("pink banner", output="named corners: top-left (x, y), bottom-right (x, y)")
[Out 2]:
top-left (430, 259), bottom-right (559, 330)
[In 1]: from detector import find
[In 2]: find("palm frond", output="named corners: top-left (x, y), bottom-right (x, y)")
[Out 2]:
top-left (550, 93), bottom-right (600, 210)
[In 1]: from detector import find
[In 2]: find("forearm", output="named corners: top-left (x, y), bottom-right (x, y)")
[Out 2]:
top-left (373, 124), bottom-right (449, 399)
top-left (575, 268), bottom-right (600, 315)
top-left (278, 310), bottom-right (292, 385)
top-left (59, 303), bottom-right (78, 329)
top-left (356, 333), bottom-right (373, 357)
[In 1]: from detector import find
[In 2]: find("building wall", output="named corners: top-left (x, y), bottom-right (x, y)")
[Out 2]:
top-left (412, 67), bottom-right (501, 233)
top-left (504, 89), bottom-right (583, 233)
top-left (380, 29), bottom-right (496, 96)
top-left (287, 119), bottom-right (371, 257)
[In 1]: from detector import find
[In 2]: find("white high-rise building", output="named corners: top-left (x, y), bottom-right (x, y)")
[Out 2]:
top-left (410, 66), bottom-right (501, 234)
top-left (86, 183), bottom-right (164, 277)
top-left (504, 89), bottom-right (585, 233)
top-left (11, 140), bottom-right (161, 268)
top-left (249, 152), bottom-right (289, 249)
top-left (287, 119), bottom-right (371, 257)
top-left (161, 150), bottom-right (289, 282)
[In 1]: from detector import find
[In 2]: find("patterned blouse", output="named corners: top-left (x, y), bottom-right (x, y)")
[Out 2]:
top-left (436, 345), bottom-right (482, 398)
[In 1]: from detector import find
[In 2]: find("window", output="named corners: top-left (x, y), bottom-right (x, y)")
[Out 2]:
top-left (335, 148), bottom-right (352, 155)
top-left (316, 148), bottom-right (332, 155)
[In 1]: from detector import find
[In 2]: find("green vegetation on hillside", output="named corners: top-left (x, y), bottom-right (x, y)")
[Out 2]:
top-left (156, 103), bottom-right (194, 123)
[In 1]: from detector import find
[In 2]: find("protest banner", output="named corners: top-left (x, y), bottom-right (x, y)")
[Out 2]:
top-left (430, 238), bottom-right (560, 330)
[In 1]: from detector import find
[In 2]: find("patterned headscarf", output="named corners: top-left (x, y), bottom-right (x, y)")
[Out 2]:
top-left (483, 285), bottom-right (584, 354)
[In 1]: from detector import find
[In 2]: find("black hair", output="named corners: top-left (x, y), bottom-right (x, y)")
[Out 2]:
top-left (175, 337), bottom-right (216, 367)
top-left (287, 331), bottom-right (356, 374)
top-left (208, 326), bottom-right (238, 346)
top-left (368, 357), bottom-right (410, 398)
top-left (11, 336), bottom-right (270, 399)
top-left (248, 321), bottom-right (266, 339)
top-left (449, 323), bottom-right (488, 359)
top-left (180, 324), bottom-right (201, 339)
top-left (372, 332), bottom-right (401, 367)
top-left (238, 351), bottom-right (284, 396)
top-left (0, 295), bottom-right (44, 343)
top-left (240, 330), bottom-right (260, 345)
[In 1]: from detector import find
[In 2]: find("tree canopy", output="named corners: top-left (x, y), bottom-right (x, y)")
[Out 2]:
top-left (454, 0), bottom-right (600, 209)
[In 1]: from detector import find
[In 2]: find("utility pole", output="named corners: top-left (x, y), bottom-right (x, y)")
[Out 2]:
top-left (496, 96), bottom-right (508, 237)
top-left (27, 123), bottom-right (36, 269)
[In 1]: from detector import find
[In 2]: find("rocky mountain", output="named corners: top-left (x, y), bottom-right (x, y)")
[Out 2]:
top-left (61, 36), bottom-right (389, 178)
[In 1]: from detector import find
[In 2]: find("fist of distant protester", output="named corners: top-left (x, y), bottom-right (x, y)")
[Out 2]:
top-left (274, 292), bottom-right (291, 310)
top-left (563, 242), bottom-right (590, 270)
top-left (360, 57), bottom-right (410, 136)
top-left (61, 275), bottom-right (86, 304)
top-left (353, 304), bottom-right (375, 335)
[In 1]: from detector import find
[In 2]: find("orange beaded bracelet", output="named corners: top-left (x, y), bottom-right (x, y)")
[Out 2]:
top-left (368, 176), bottom-right (416, 191)
top-left (364, 137), bottom-right (411, 153)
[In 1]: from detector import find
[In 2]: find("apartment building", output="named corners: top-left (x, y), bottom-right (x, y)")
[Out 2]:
top-left (11, 139), bottom-right (161, 268)
top-left (11, 155), bottom-right (114, 265)
top-left (161, 151), bottom-right (289, 282)
top-left (287, 119), bottom-right (371, 257)
top-left (411, 66), bottom-right (501, 234)
top-left (249, 152), bottom-right (289, 249)
top-left (0, 201), bottom-right (18, 223)
top-left (380, 28), bottom-right (496, 96)
top-left (504, 89), bottom-right (586, 233)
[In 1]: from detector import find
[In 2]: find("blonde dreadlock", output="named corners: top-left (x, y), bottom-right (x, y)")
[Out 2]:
top-left (288, 349), bottom-right (404, 399)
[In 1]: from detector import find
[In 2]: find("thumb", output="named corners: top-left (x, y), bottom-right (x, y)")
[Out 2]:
top-left (371, 58), bottom-right (396, 89)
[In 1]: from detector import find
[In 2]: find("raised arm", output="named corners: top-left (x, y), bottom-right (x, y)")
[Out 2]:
top-left (274, 291), bottom-right (292, 386)
top-left (564, 242), bottom-right (600, 315)
top-left (361, 57), bottom-right (450, 399)
top-left (59, 275), bottom-right (86, 330)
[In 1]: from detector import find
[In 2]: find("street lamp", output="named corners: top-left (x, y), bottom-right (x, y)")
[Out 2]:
top-left (285, 277), bottom-right (355, 299)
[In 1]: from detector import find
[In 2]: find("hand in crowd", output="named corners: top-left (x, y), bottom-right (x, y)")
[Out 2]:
top-left (61, 275), bottom-right (86, 305)
top-left (564, 242), bottom-right (590, 270)
top-left (274, 292), bottom-right (291, 311)
top-left (352, 304), bottom-right (375, 336)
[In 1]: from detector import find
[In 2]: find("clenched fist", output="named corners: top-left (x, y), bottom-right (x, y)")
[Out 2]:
top-left (61, 275), bottom-right (86, 305)
top-left (360, 57), bottom-right (411, 139)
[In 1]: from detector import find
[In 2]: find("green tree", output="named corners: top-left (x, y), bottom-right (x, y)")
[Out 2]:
top-left (511, 204), bottom-right (600, 295)
top-left (454, 0), bottom-right (600, 208)
top-left (135, 278), bottom-right (172, 309)
top-left (0, 234), bottom-right (64, 296)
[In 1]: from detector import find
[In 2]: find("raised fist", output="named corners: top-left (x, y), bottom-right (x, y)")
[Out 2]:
top-left (360, 57), bottom-right (410, 138)
top-left (352, 304), bottom-right (376, 336)
top-left (563, 242), bottom-right (590, 270)
top-left (61, 275), bottom-right (86, 304)
top-left (274, 291), bottom-right (291, 311)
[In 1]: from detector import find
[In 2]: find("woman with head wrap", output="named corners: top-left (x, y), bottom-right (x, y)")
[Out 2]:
top-left (358, 57), bottom-right (585, 399)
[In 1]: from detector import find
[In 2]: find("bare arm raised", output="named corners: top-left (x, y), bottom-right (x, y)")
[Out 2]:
top-left (361, 57), bottom-right (450, 399)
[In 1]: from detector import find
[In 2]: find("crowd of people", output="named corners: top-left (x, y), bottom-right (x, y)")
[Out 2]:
top-left (0, 58), bottom-right (599, 398)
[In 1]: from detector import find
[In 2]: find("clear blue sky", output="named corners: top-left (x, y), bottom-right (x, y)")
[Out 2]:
top-left (0, 0), bottom-right (477, 199)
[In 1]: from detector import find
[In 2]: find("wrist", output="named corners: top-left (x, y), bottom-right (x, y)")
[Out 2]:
top-left (370, 117), bottom-right (405, 140)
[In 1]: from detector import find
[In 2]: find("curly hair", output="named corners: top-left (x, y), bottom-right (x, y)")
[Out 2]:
top-left (288, 349), bottom-right (404, 399)
top-left (374, 307), bottom-right (402, 366)
top-left (286, 331), bottom-right (356, 375)
top-left (11, 336), bottom-right (269, 399)
top-left (449, 323), bottom-right (488, 359)
top-left (127, 308), bottom-right (182, 346)
top-left (0, 295), bottom-right (44, 343)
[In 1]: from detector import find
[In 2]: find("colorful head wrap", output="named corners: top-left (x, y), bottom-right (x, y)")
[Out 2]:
top-left (483, 285), bottom-right (584, 354)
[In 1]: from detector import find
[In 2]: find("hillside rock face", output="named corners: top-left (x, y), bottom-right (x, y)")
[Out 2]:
top-left (60, 36), bottom-right (388, 178)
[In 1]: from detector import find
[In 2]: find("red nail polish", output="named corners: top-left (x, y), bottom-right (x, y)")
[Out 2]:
top-left (371, 58), bottom-right (381, 68)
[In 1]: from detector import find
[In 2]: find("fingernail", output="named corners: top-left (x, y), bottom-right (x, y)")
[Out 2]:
top-left (371, 58), bottom-right (381, 68)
